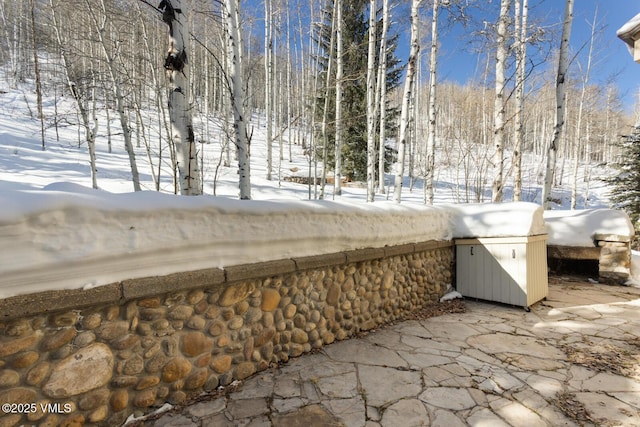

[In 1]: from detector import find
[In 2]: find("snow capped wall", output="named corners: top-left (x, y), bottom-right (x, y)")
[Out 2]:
top-left (544, 209), bottom-right (635, 247)
top-left (0, 183), bottom-right (452, 298)
top-left (1, 183), bottom-right (633, 299)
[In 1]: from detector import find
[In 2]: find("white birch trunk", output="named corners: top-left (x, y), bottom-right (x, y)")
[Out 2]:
top-left (226, 0), bottom-right (251, 199)
top-left (393, 0), bottom-right (420, 203)
top-left (365, 0), bottom-right (377, 202)
top-left (491, 0), bottom-right (510, 202)
top-left (49, 0), bottom-right (98, 188)
top-left (319, 4), bottom-right (337, 200)
top-left (376, 0), bottom-right (389, 195)
top-left (334, 0), bottom-right (344, 196)
top-left (570, 7), bottom-right (596, 210)
top-left (85, 0), bottom-right (141, 192)
top-left (513, 0), bottom-right (528, 201)
top-left (29, 0), bottom-right (44, 151)
top-left (265, 0), bottom-right (273, 180)
top-left (543, 0), bottom-right (574, 209)
top-left (425, 0), bottom-right (439, 205)
top-left (161, 0), bottom-right (201, 195)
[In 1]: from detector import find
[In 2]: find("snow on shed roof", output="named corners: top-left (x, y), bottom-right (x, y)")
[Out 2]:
top-left (449, 202), bottom-right (546, 239)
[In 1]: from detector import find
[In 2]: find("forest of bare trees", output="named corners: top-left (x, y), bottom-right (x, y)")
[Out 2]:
top-left (0, 0), bottom-right (632, 206)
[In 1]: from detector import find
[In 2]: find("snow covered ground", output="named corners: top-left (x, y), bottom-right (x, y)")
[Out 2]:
top-left (0, 80), bottom-right (636, 298)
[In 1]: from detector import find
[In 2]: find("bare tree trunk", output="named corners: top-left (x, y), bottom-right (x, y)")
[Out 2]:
top-left (160, 0), bottom-right (202, 195)
top-left (225, 0), bottom-right (251, 199)
top-left (49, 0), bottom-right (98, 189)
top-left (425, 0), bottom-right (439, 204)
top-left (376, 0), bottom-right (389, 195)
top-left (365, 0), bottom-right (377, 202)
top-left (334, 0), bottom-right (344, 196)
top-left (543, 0), bottom-right (574, 209)
top-left (319, 2), bottom-right (336, 200)
top-left (491, 0), bottom-right (510, 202)
top-left (85, 0), bottom-right (141, 192)
top-left (393, 0), bottom-right (420, 203)
top-left (265, 0), bottom-right (274, 180)
top-left (513, 0), bottom-right (528, 201)
top-left (29, 0), bottom-right (44, 151)
top-left (570, 7), bottom-right (596, 210)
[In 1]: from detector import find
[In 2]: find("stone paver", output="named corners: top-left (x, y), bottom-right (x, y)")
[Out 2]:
top-left (133, 278), bottom-right (640, 427)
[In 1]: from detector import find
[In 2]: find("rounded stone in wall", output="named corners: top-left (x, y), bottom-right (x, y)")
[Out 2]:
top-left (110, 389), bottom-right (129, 412)
top-left (0, 331), bottom-right (43, 358)
top-left (88, 405), bottom-right (109, 423)
top-left (235, 301), bottom-right (250, 316)
top-left (97, 321), bottom-right (129, 341)
top-left (187, 316), bottom-right (206, 330)
top-left (211, 355), bottom-right (232, 374)
top-left (181, 331), bottom-right (214, 357)
top-left (42, 343), bottom-right (114, 398)
top-left (74, 331), bottom-right (96, 348)
top-left (184, 369), bottom-right (208, 390)
top-left (5, 319), bottom-right (31, 337)
top-left (219, 283), bottom-right (255, 307)
top-left (48, 311), bottom-right (79, 327)
top-left (25, 361), bottom-right (50, 386)
top-left (208, 320), bottom-right (226, 337)
top-left (0, 369), bottom-right (20, 388)
top-left (235, 362), bottom-right (256, 380)
top-left (326, 284), bottom-right (341, 306)
top-left (261, 288), bottom-right (281, 312)
top-left (10, 351), bottom-right (39, 369)
top-left (78, 389), bottom-right (110, 411)
top-left (133, 388), bottom-right (157, 408)
top-left (161, 357), bottom-right (192, 383)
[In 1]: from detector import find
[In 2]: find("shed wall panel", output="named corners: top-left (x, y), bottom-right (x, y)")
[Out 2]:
top-left (455, 235), bottom-right (548, 308)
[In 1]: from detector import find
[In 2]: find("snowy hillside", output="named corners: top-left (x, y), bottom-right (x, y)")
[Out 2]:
top-left (0, 77), bottom-right (615, 206)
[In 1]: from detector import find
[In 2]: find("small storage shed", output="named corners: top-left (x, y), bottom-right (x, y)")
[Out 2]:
top-left (455, 235), bottom-right (548, 308)
top-left (450, 203), bottom-right (548, 309)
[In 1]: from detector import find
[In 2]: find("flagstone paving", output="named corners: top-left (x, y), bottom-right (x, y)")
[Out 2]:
top-left (134, 277), bottom-right (640, 426)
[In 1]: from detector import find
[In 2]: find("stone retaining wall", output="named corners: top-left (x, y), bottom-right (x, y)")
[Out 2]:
top-left (0, 241), bottom-right (453, 427)
top-left (597, 239), bottom-right (632, 284)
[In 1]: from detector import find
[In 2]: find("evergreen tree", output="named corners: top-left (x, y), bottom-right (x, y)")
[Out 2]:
top-left (607, 125), bottom-right (640, 233)
top-left (315, 0), bottom-right (401, 182)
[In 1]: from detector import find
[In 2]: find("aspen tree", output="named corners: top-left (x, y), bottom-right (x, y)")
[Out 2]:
top-left (225, 0), bottom-right (251, 199)
top-left (319, 2), bottom-right (336, 200)
top-left (393, 0), bottom-right (420, 203)
top-left (29, 0), bottom-right (44, 150)
top-left (543, 0), bottom-right (574, 209)
top-left (425, 0), bottom-right (440, 205)
top-left (49, 0), bottom-right (98, 189)
top-left (570, 8), bottom-right (597, 210)
top-left (334, 0), bottom-right (344, 196)
top-left (513, 0), bottom-right (528, 201)
top-left (491, 0), bottom-right (510, 202)
top-left (376, 0), bottom-right (390, 195)
top-left (265, 0), bottom-right (274, 180)
top-left (85, 0), bottom-right (142, 192)
top-left (159, 0), bottom-right (201, 195)
top-left (365, 0), bottom-right (377, 202)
